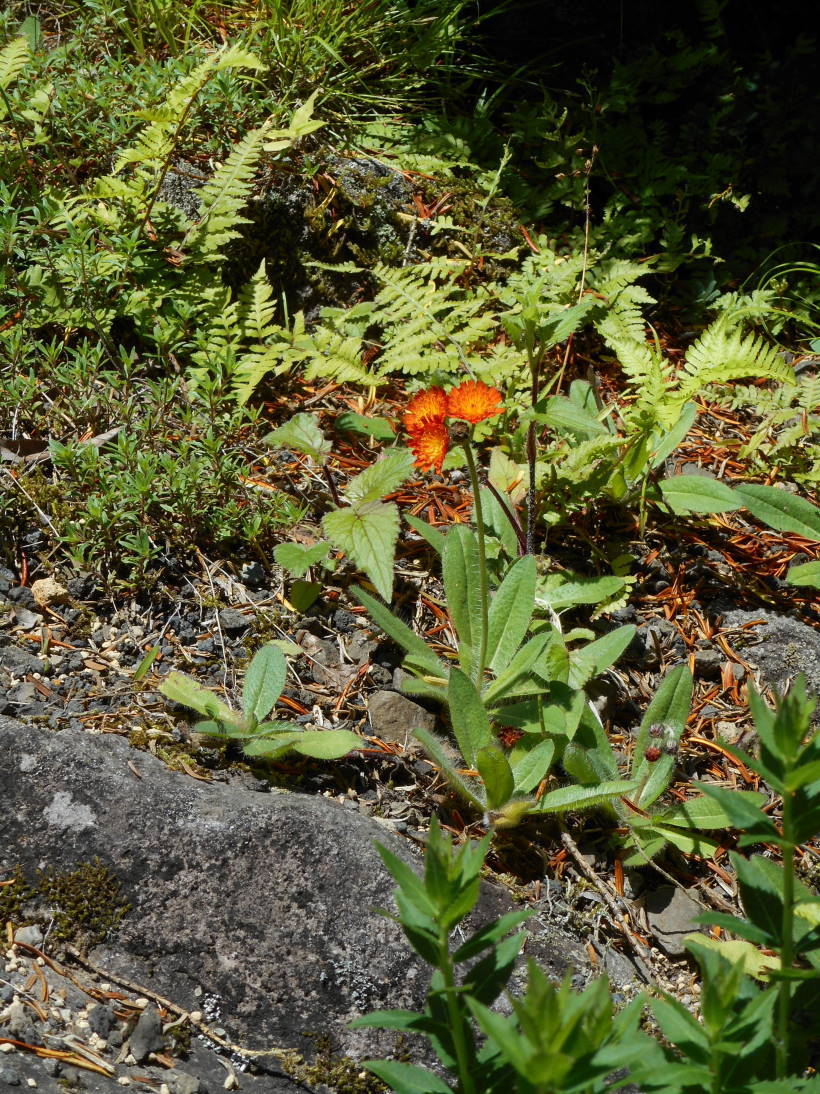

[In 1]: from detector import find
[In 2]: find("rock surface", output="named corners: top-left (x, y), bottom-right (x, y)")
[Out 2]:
top-left (720, 609), bottom-right (820, 699)
top-left (0, 717), bottom-right (646, 1093)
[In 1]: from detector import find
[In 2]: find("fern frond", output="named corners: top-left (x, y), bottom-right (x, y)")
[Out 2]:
top-left (182, 124), bottom-right (267, 262)
top-left (0, 36), bottom-right (30, 92)
top-left (675, 319), bottom-right (794, 407)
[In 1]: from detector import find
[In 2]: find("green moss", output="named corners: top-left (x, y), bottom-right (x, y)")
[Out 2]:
top-left (0, 865), bottom-right (36, 928)
top-left (38, 858), bottom-right (131, 946)
top-left (285, 1034), bottom-right (389, 1094)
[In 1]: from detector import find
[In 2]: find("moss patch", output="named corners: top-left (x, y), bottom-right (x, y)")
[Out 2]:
top-left (38, 858), bottom-right (131, 946)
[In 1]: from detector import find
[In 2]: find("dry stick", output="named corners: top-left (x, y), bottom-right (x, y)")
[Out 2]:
top-left (558, 824), bottom-right (657, 986)
top-left (64, 946), bottom-right (298, 1064)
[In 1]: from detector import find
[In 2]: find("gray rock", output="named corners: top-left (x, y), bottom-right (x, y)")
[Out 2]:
top-left (0, 1063), bottom-right (21, 1086)
top-left (0, 647), bottom-right (45, 676)
top-left (643, 885), bottom-right (703, 958)
top-left (367, 690), bottom-right (436, 745)
top-left (87, 1002), bottom-right (115, 1038)
top-left (166, 1071), bottom-right (202, 1094)
top-left (719, 609), bottom-right (820, 699)
top-left (217, 608), bottom-right (253, 635)
top-left (129, 1004), bottom-right (164, 1063)
top-left (0, 718), bottom-right (429, 1062)
top-left (13, 924), bottom-right (43, 947)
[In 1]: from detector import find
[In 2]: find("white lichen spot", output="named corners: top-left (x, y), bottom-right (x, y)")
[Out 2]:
top-left (19, 753), bottom-right (37, 773)
top-left (43, 791), bottom-right (97, 831)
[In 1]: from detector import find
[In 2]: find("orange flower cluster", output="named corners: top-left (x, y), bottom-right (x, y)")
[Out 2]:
top-left (403, 380), bottom-right (503, 473)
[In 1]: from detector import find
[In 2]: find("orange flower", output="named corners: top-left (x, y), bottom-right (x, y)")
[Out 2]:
top-left (407, 422), bottom-right (449, 473)
top-left (446, 380), bottom-right (503, 424)
top-left (403, 387), bottom-right (448, 432)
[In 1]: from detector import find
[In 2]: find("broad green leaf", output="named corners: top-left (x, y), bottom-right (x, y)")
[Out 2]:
top-left (442, 524), bottom-right (482, 678)
top-left (274, 540), bottom-right (330, 577)
top-left (658, 790), bottom-right (766, 829)
top-left (286, 580), bottom-right (322, 612)
top-left (534, 779), bottom-right (637, 814)
top-left (639, 822), bottom-right (720, 857)
top-left (659, 474), bottom-right (740, 513)
top-left (537, 394), bottom-right (609, 438)
top-left (265, 412), bottom-right (331, 461)
top-left (242, 644), bottom-right (286, 721)
top-left (476, 744), bottom-right (515, 811)
top-left (448, 668), bottom-right (494, 770)
top-left (684, 935), bottom-right (780, 979)
top-left (453, 908), bottom-right (533, 962)
top-left (567, 625), bottom-right (635, 689)
top-left (734, 482), bottom-right (820, 540)
top-left (353, 585), bottom-right (444, 676)
top-left (487, 554), bottom-right (536, 674)
top-left (697, 784), bottom-right (779, 842)
top-left (194, 718), bottom-right (248, 739)
top-left (344, 447), bottom-right (414, 505)
top-left (787, 560), bottom-right (820, 588)
top-left (323, 500), bottom-right (400, 600)
top-left (649, 402), bottom-right (697, 468)
top-left (293, 728), bottom-right (361, 759)
top-left (359, 1060), bottom-right (452, 1094)
top-left (404, 513), bottom-right (446, 554)
top-left (334, 411), bottom-right (395, 439)
top-left (509, 738), bottom-right (555, 794)
top-left (159, 671), bottom-right (235, 723)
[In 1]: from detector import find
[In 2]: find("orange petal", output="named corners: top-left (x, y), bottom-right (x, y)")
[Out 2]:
top-left (446, 380), bottom-right (503, 424)
top-left (403, 387), bottom-right (448, 432)
top-left (407, 422), bottom-right (449, 473)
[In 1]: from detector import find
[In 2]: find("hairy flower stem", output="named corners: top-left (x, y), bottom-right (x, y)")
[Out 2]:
top-left (462, 439), bottom-right (489, 683)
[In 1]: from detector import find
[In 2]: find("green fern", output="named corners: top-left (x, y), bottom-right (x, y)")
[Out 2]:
top-left (181, 123), bottom-right (268, 262)
top-left (0, 36), bottom-right (30, 101)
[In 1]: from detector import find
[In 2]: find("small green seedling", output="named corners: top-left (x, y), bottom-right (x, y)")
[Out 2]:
top-left (158, 643), bottom-right (361, 761)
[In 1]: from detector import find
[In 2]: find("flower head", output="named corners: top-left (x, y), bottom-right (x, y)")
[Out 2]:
top-left (403, 387), bottom-right (448, 433)
top-left (407, 421), bottom-right (449, 474)
top-left (446, 380), bottom-right (503, 424)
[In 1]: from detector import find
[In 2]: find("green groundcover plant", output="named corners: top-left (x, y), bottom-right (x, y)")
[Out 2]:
top-left (352, 677), bottom-right (820, 1094)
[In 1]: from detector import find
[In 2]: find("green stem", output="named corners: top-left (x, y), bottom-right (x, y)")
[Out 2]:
top-left (462, 439), bottom-right (489, 683)
top-left (439, 933), bottom-right (477, 1094)
top-left (776, 794), bottom-right (795, 1079)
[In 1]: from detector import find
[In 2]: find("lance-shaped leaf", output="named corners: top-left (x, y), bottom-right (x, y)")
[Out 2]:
top-left (242, 644), bottom-right (286, 722)
top-left (659, 474), bottom-right (740, 514)
top-left (442, 524), bottom-right (482, 679)
top-left (413, 727), bottom-right (486, 812)
top-left (476, 744), bottom-right (515, 812)
top-left (486, 554), bottom-right (536, 675)
top-left (734, 482), bottom-right (820, 540)
top-left (448, 668), bottom-right (494, 770)
top-left (568, 625), bottom-right (636, 689)
top-left (159, 671), bottom-right (236, 724)
top-left (533, 779), bottom-right (638, 814)
top-left (353, 585), bottom-right (444, 678)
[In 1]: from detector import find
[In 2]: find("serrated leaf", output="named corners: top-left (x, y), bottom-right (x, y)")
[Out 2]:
top-left (274, 540), bottom-right (330, 577)
top-left (266, 412), bottom-right (331, 461)
top-left (659, 474), bottom-right (740, 514)
top-left (734, 483), bottom-right (820, 540)
top-left (323, 501), bottom-right (400, 601)
top-left (344, 447), bottom-right (414, 505)
top-left (243, 644), bottom-right (286, 721)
